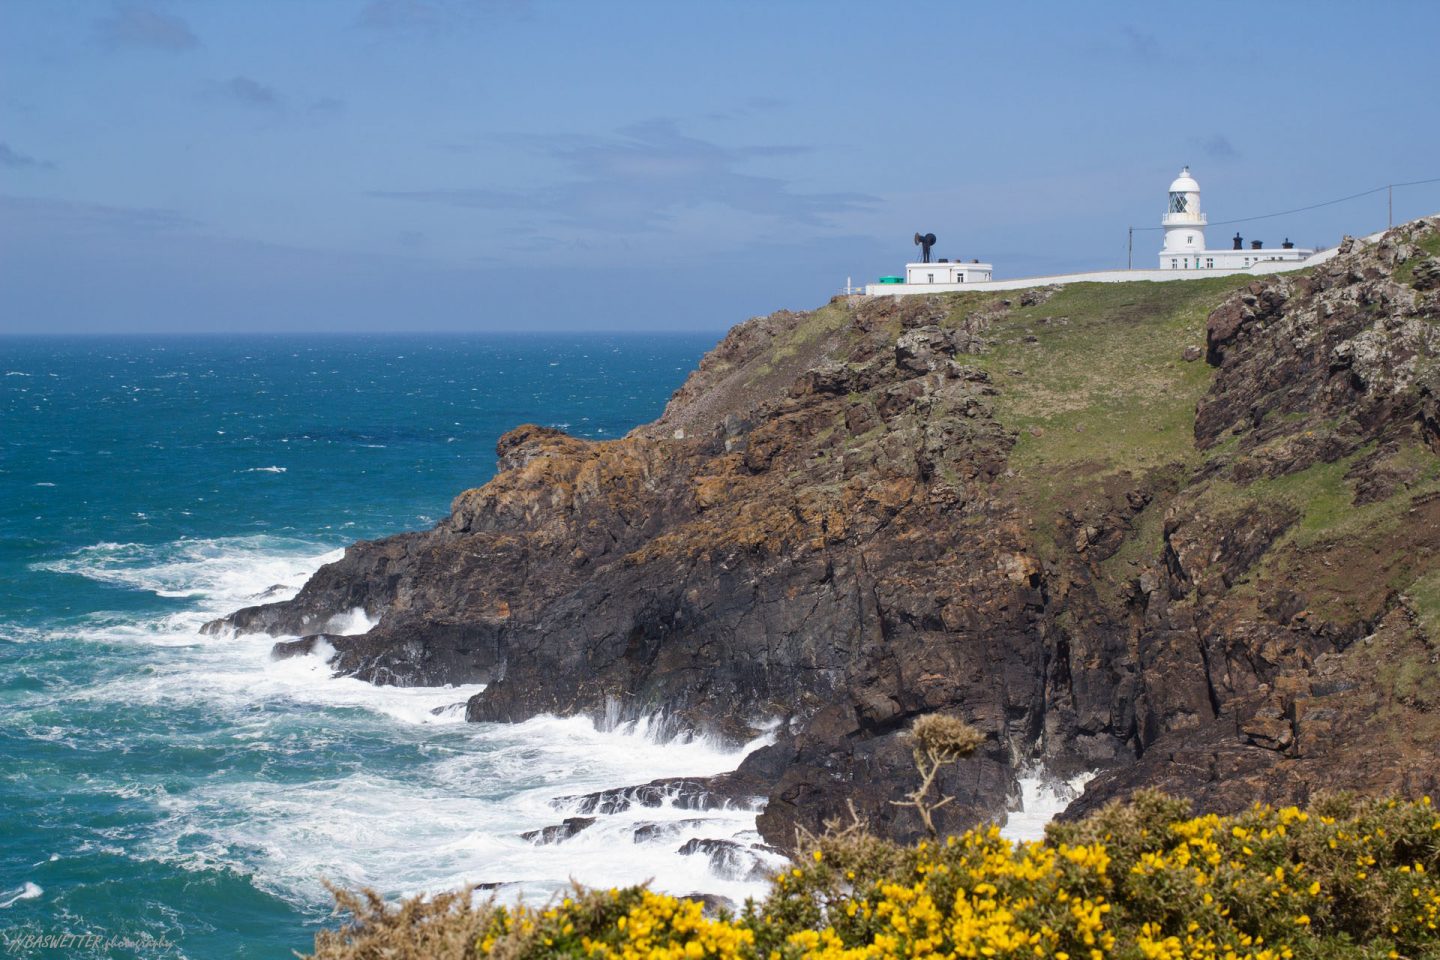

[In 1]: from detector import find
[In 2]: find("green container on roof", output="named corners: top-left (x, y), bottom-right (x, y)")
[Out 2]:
top-left (879, 276), bottom-right (903, 284)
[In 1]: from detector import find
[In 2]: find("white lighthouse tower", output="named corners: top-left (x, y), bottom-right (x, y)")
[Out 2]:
top-left (1160, 166), bottom-right (1206, 266)
top-left (1156, 166), bottom-right (1315, 271)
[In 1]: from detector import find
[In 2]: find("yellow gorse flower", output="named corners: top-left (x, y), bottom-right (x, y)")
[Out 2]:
top-left (452, 797), bottom-right (1440, 960)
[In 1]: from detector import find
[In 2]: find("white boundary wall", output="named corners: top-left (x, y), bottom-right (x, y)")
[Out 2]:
top-left (862, 246), bottom-right (1345, 297)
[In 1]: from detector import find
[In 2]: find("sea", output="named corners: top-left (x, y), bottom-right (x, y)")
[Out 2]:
top-left (0, 333), bottom-right (794, 958)
top-left (0, 333), bottom-right (1083, 960)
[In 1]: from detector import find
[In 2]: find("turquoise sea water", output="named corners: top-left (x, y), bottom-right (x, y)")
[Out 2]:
top-left (0, 334), bottom-right (778, 959)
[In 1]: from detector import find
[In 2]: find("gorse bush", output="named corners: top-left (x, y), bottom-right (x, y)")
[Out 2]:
top-left (307, 792), bottom-right (1440, 960)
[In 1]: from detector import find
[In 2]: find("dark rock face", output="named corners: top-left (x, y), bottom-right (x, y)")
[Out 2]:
top-left (631, 819), bottom-right (714, 844)
top-left (207, 530), bottom-right (506, 687)
top-left (270, 635), bottom-right (339, 660)
top-left (678, 893), bottom-right (736, 918)
top-left (552, 779), bottom-right (756, 817)
top-left (520, 817), bottom-right (596, 845)
top-left (676, 838), bottom-right (784, 883)
top-left (211, 217), bottom-right (1440, 848)
top-left (1412, 258), bottom-right (1440, 292)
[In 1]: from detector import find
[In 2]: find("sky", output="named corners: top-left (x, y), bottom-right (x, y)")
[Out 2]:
top-left (2, 0), bottom-right (1439, 334)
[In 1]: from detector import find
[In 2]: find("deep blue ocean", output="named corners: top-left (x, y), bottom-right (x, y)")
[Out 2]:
top-left (0, 334), bottom-right (783, 959)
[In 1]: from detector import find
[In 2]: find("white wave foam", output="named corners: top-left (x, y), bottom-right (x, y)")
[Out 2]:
top-left (33, 482), bottom-right (56, 487)
top-left (324, 607), bottom-right (379, 636)
top-left (1000, 766), bottom-right (1096, 843)
top-left (0, 882), bottom-right (43, 908)
top-left (23, 535), bottom-right (780, 909)
top-left (32, 537), bottom-right (339, 611)
top-left (309, 636), bottom-right (339, 663)
top-left (243, 466), bottom-right (287, 474)
top-left (48, 623), bottom-right (483, 727)
top-left (143, 715), bottom-right (775, 908)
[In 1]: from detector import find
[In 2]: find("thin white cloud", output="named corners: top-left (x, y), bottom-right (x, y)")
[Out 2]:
top-left (95, 3), bottom-right (198, 52)
top-left (208, 76), bottom-right (283, 110)
top-left (0, 194), bottom-right (200, 233)
top-left (1191, 134), bottom-right (1240, 161)
top-left (372, 120), bottom-right (874, 232)
top-left (0, 142), bottom-right (56, 171)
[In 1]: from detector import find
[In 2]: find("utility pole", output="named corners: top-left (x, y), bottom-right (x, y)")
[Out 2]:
top-left (1127, 227), bottom-right (1133, 270)
top-left (1388, 184), bottom-right (1393, 228)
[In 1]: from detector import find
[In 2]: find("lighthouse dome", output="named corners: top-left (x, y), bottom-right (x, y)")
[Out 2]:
top-left (1169, 166), bottom-right (1200, 193)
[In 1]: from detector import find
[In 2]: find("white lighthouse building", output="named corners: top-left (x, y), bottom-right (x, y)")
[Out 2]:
top-left (863, 164), bottom-right (1342, 296)
top-left (1158, 166), bottom-right (1313, 270)
top-left (1161, 166), bottom-right (1206, 262)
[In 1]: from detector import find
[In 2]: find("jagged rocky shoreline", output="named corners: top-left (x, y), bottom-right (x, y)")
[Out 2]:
top-left (207, 218), bottom-right (1440, 848)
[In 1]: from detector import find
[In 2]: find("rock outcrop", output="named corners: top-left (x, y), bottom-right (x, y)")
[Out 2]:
top-left (209, 217), bottom-right (1440, 847)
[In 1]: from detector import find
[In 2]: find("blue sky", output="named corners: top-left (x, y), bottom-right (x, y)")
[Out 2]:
top-left (2, 1), bottom-right (1438, 334)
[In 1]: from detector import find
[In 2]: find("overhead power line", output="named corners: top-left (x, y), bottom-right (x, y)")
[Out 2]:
top-left (1125, 175), bottom-right (1440, 267)
top-left (1132, 175), bottom-right (1440, 232)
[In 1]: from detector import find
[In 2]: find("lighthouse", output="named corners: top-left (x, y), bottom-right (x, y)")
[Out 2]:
top-left (1157, 167), bottom-right (1313, 271)
top-left (863, 164), bottom-right (1332, 295)
top-left (1160, 166), bottom-right (1206, 263)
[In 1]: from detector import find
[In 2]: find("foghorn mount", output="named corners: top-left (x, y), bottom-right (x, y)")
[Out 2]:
top-left (913, 232), bottom-right (937, 263)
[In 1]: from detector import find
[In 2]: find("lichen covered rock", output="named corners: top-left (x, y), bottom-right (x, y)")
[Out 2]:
top-left (213, 217), bottom-right (1440, 846)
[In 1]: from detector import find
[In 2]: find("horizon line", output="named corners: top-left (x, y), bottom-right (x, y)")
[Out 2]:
top-left (0, 328), bottom-right (733, 339)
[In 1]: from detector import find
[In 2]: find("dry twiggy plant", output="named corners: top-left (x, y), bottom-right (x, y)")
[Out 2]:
top-left (891, 713), bottom-right (984, 837)
top-left (306, 881), bottom-right (498, 960)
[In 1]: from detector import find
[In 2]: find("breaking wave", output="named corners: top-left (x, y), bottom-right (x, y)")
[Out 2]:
top-left (19, 536), bottom-right (778, 909)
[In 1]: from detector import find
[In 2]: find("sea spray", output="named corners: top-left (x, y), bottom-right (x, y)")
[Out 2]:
top-left (1000, 766), bottom-right (1097, 843)
top-left (0, 883), bottom-right (44, 909)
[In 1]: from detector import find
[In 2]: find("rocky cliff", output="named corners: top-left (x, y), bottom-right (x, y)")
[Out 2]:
top-left (209, 218), bottom-right (1440, 847)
